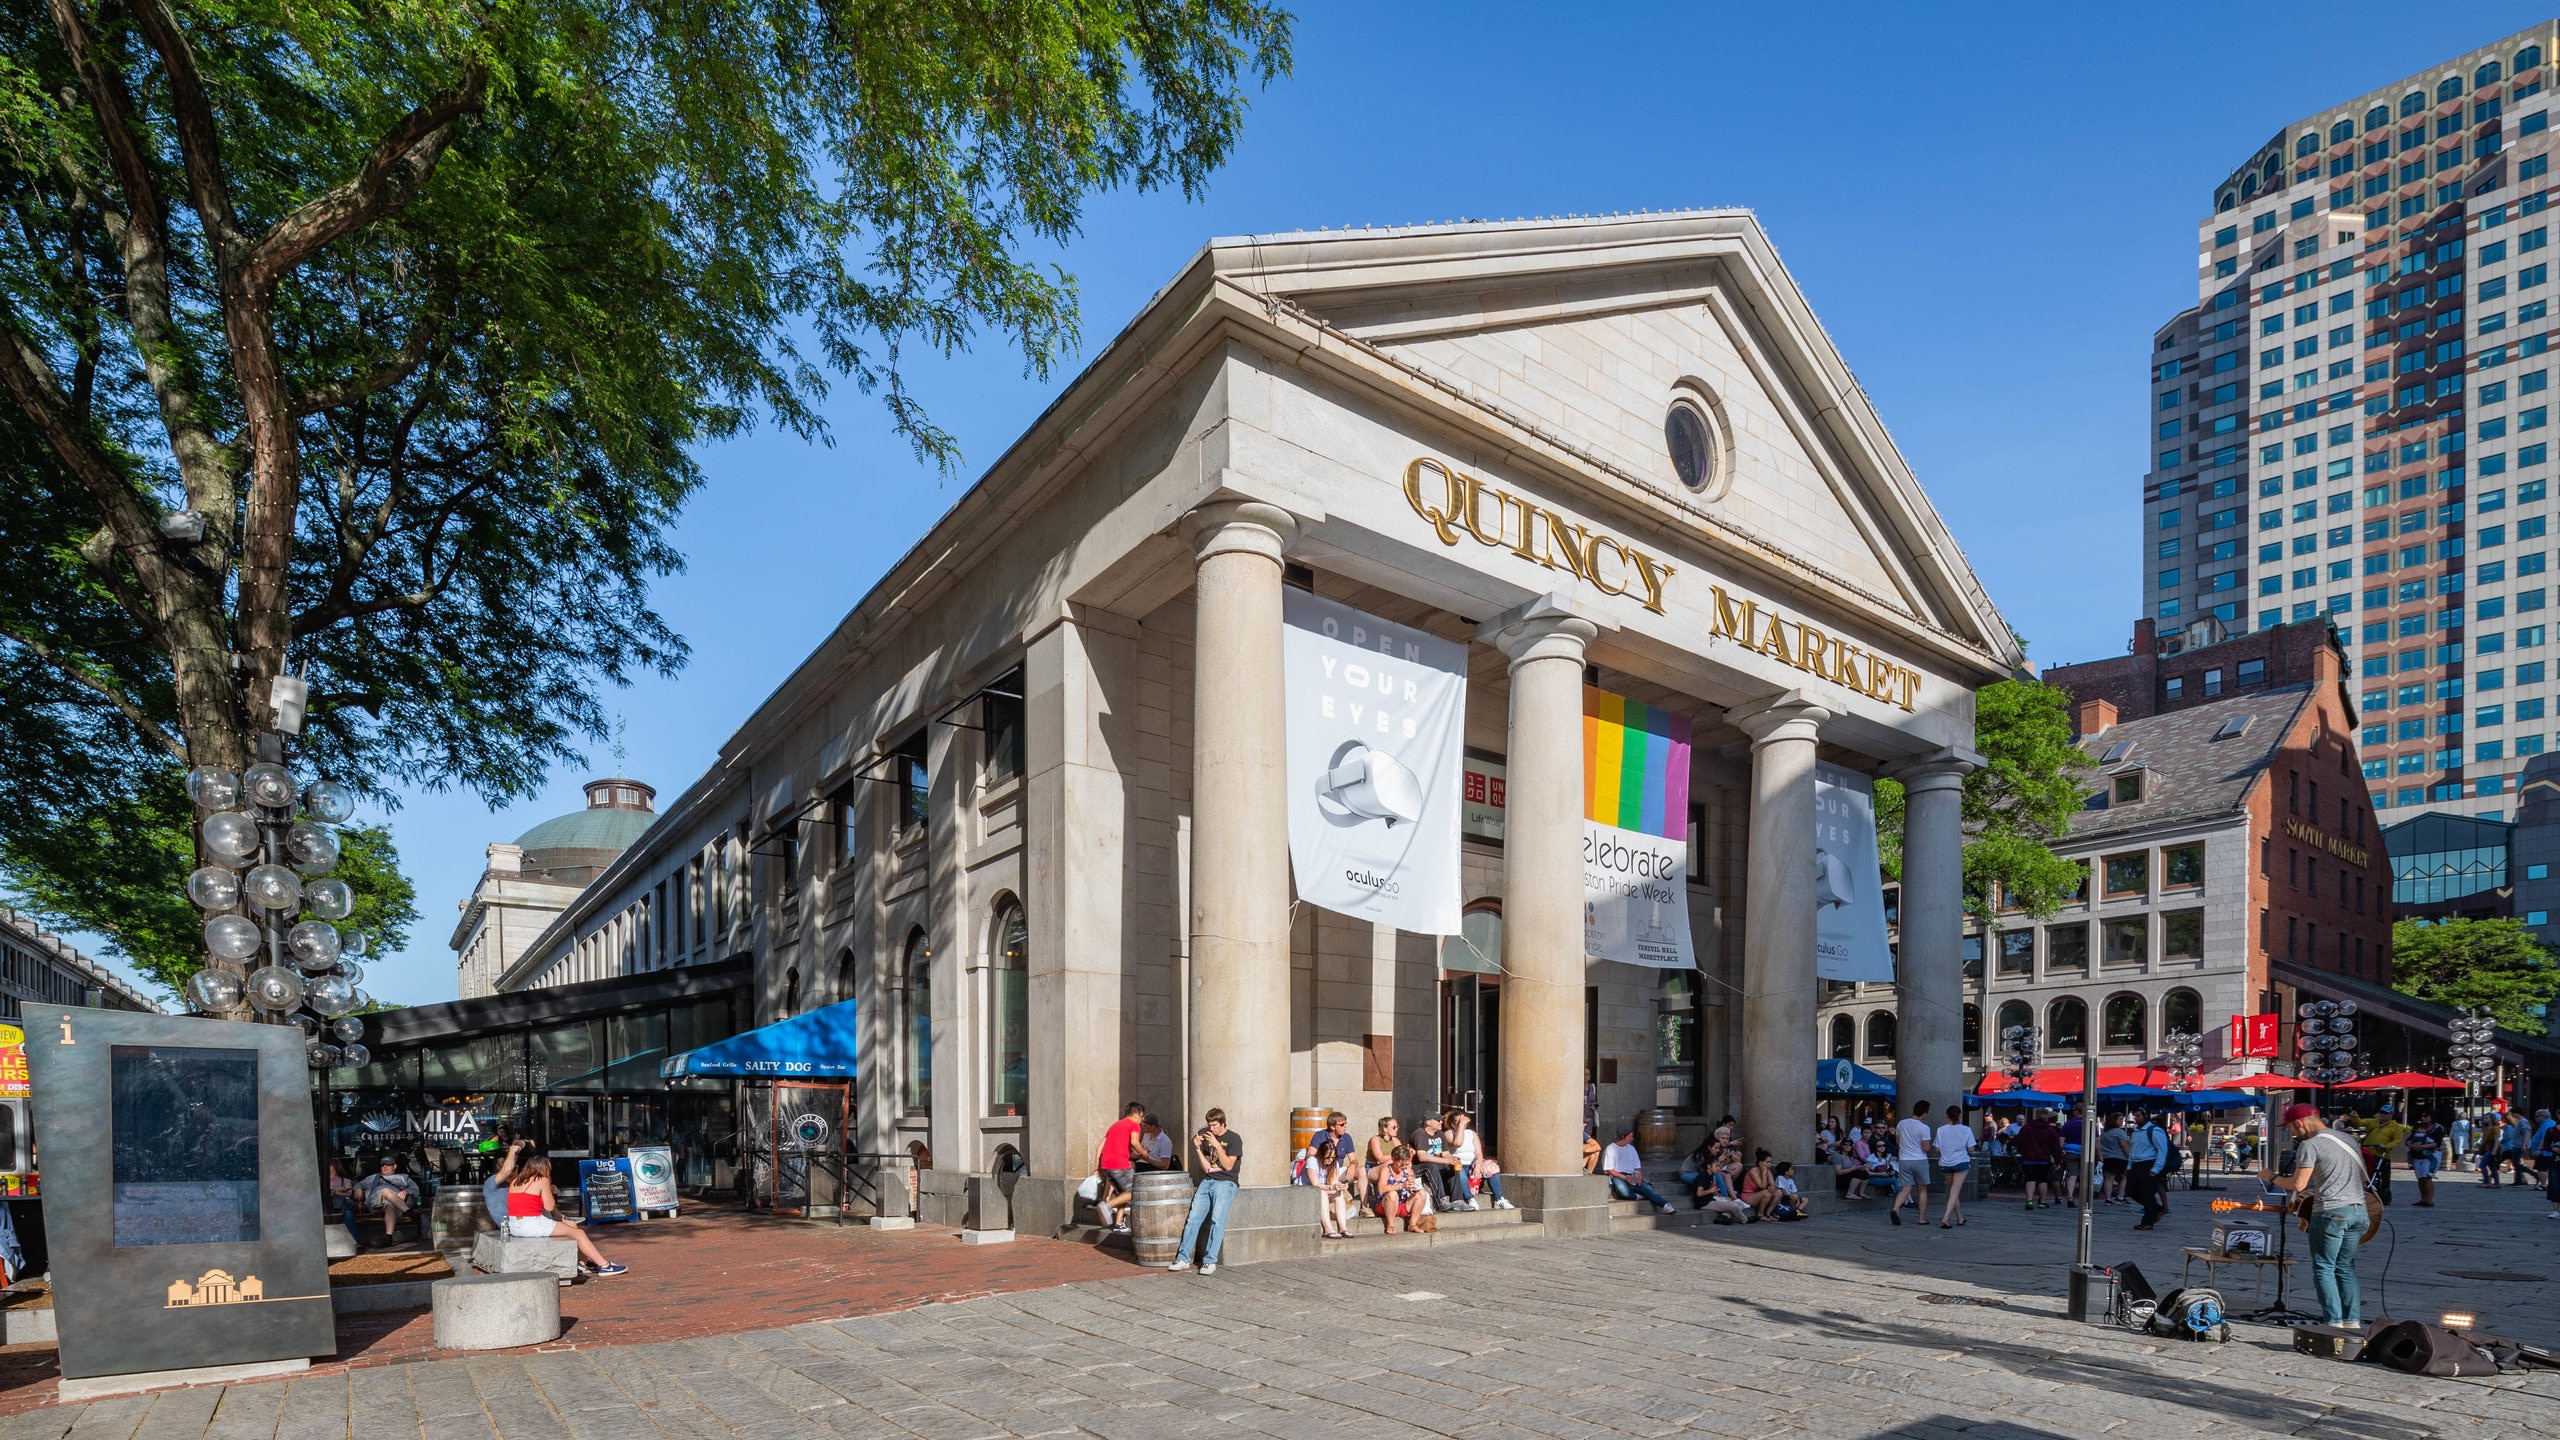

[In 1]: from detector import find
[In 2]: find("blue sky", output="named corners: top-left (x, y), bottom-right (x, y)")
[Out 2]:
top-left (73, 5), bottom-right (2560, 1004)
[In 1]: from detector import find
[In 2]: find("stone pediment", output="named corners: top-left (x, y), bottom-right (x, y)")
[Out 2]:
top-left (1205, 213), bottom-right (2020, 671)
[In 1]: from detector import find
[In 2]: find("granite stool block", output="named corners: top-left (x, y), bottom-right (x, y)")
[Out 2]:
top-left (470, 1231), bottom-right (579, 1282)
top-left (431, 1273), bottom-right (560, 1350)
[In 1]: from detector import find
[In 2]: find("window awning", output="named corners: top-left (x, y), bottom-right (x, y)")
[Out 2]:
top-left (660, 998), bottom-right (858, 1080)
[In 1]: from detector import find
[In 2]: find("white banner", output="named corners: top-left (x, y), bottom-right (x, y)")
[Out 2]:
top-left (1282, 590), bottom-right (1467, 933)
top-left (1582, 822), bottom-right (1693, 968)
top-left (1814, 762), bottom-right (1895, 982)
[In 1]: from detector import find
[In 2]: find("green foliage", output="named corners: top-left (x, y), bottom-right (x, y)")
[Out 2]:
top-left (2389, 917), bottom-right (2560, 1031)
top-left (0, 0), bottom-right (1287, 983)
top-left (1876, 678), bottom-right (2093, 926)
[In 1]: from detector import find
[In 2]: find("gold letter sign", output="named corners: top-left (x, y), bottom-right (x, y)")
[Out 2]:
top-left (1403, 458), bottom-right (1674, 614)
top-left (1708, 584), bottom-right (1921, 711)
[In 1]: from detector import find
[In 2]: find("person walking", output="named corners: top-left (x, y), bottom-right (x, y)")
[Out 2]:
top-left (2016, 1109), bottom-right (2062, 1210)
top-left (2263, 1102), bottom-right (2370, 1329)
top-left (1933, 1104), bottom-right (1974, 1228)
top-left (1168, 1109), bottom-right (1242, 1274)
top-left (2125, 1109), bottom-right (2170, 1231)
top-left (1890, 1101), bottom-right (1934, 1227)
top-left (2406, 1119), bottom-right (2444, 1207)
top-left (2097, 1115), bottom-right (2130, 1203)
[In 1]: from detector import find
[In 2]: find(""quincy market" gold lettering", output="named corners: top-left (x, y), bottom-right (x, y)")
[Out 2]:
top-left (1708, 585), bottom-right (1922, 712)
top-left (1403, 458), bottom-right (1674, 615)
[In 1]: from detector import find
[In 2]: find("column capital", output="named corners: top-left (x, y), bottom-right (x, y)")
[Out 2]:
top-left (1179, 499), bottom-right (1298, 564)
top-left (1726, 693), bottom-right (1833, 748)
top-left (1882, 747), bottom-right (1983, 794)
top-left (1476, 594), bottom-right (1602, 667)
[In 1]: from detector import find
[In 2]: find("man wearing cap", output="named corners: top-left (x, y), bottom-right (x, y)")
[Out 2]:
top-left (2262, 1103), bottom-right (2370, 1328)
top-left (2346, 1105), bottom-right (2409, 1206)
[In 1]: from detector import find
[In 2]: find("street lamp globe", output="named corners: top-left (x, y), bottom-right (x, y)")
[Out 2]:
top-left (203, 913), bottom-right (262, 961)
top-left (200, 811), bottom-right (260, 863)
top-left (186, 866), bottom-right (241, 910)
top-left (299, 780), bottom-right (355, 824)
top-left (242, 762), bottom-right (297, 809)
top-left (185, 767), bottom-right (241, 810)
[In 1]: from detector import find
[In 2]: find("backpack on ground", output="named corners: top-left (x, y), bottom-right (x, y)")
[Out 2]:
top-left (2150, 1287), bottom-right (2230, 1342)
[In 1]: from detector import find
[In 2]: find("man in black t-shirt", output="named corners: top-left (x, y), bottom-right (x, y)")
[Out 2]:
top-left (1168, 1110), bottom-right (1242, 1274)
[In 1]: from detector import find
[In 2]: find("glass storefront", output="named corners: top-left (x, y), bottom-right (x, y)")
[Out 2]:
top-left (322, 994), bottom-right (739, 1189)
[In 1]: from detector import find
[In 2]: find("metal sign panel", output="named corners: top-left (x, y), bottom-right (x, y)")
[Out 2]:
top-left (28, 1006), bottom-right (333, 1381)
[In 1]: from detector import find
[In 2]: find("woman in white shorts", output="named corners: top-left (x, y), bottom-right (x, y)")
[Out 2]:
top-left (504, 1155), bottom-right (626, 1275)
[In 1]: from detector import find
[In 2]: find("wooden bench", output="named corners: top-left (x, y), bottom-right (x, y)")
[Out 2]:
top-left (2179, 1245), bottom-right (2297, 1298)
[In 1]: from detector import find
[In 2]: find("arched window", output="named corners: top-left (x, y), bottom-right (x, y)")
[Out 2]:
top-left (2048, 996), bottom-right (2089, 1052)
top-left (783, 965), bottom-right (801, 1018)
top-left (988, 898), bottom-right (1029, 1115)
top-left (837, 947), bottom-right (855, 1006)
top-left (1830, 1014), bottom-right (1855, 1060)
top-left (1997, 1000), bottom-right (2033, 1037)
top-left (2241, 173), bottom-right (2259, 199)
top-left (2102, 993), bottom-right (2146, 1049)
top-left (1963, 1003), bottom-right (1981, 1058)
top-left (2295, 132), bottom-right (2319, 159)
top-left (900, 928), bottom-right (931, 1114)
top-left (2521, 46), bottom-right (2543, 71)
top-left (1865, 1010), bottom-right (1897, 1060)
top-left (2365, 105), bottom-right (2389, 132)
top-left (2478, 60), bottom-right (2503, 88)
top-left (2217, 191), bottom-right (2237, 213)
top-left (2438, 76), bottom-right (2464, 103)
top-left (2162, 987), bottom-right (2203, 1038)
top-left (2260, 155), bottom-right (2280, 182)
top-left (2401, 91), bottom-right (2426, 117)
top-left (2329, 119), bottom-right (2352, 144)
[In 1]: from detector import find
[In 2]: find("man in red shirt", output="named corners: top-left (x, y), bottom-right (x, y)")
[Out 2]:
top-left (2016, 1110), bottom-right (2064, 1211)
top-left (1095, 1101), bottom-right (1146, 1232)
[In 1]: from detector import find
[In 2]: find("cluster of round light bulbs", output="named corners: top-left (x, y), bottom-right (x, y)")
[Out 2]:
top-left (2447, 1006), bottom-right (2499, 1085)
top-left (179, 764), bottom-right (373, 1068)
top-left (2160, 1029), bottom-right (2204, 1092)
top-left (2294, 1000), bottom-right (2360, 1086)
top-left (1999, 1023), bottom-right (2040, 1089)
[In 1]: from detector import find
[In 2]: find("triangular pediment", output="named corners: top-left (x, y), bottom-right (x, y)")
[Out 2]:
top-left (1208, 213), bottom-right (2020, 670)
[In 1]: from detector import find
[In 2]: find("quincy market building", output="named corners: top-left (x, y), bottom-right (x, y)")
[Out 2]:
top-left (494, 212), bottom-right (2023, 1260)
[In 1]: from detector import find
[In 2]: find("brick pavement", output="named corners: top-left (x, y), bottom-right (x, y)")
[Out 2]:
top-left (1, 1175), bottom-right (2550, 1438)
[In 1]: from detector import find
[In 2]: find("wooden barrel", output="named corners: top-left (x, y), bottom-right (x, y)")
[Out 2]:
top-left (1129, 1171), bottom-right (1194, 1267)
top-left (1289, 1107), bottom-right (1329, 1162)
top-left (1635, 1107), bottom-right (1679, 1162)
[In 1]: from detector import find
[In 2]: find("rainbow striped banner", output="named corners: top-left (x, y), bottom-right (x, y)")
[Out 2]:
top-left (1582, 688), bottom-right (1691, 842)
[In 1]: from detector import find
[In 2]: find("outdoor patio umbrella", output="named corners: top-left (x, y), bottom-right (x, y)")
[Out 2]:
top-left (2330, 1070), bottom-right (2466, 1091)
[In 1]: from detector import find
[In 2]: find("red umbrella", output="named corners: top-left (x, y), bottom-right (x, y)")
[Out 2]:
top-left (2330, 1071), bottom-right (2467, 1091)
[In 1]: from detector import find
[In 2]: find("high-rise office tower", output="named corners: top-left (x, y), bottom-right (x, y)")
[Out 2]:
top-left (2142, 23), bottom-right (2560, 820)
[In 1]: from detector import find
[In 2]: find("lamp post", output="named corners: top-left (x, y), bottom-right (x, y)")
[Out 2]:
top-left (2446, 1006), bottom-right (2499, 1173)
top-left (180, 733), bottom-right (373, 1070)
top-left (2161, 1029), bottom-right (2211, 1189)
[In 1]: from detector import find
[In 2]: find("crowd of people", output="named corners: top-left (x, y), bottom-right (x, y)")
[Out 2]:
top-left (1108, 1091), bottom-right (2558, 1287)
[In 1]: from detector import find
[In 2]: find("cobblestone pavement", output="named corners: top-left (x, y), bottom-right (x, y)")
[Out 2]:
top-left (4, 1175), bottom-right (2552, 1439)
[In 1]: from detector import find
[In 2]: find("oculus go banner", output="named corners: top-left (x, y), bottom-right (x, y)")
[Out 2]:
top-left (1281, 590), bottom-right (1467, 934)
top-left (1813, 762), bottom-right (1894, 983)
top-left (1582, 688), bottom-right (1695, 968)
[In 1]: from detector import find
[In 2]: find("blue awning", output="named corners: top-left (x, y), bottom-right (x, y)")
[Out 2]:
top-left (660, 998), bottom-right (858, 1080)
top-left (1816, 1059), bottom-right (1896, 1096)
top-left (2096, 1084), bottom-right (2176, 1100)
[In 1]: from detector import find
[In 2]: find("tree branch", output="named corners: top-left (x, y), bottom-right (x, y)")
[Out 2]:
top-left (242, 72), bottom-right (488, 293)
top-left (128, 0), bottom-right (248, 262)
top-left (0, 624), bottom-right (187, 762)
top-left (293, 315), bottom-right (441, 417)
top-left (43, 0), bottom-right (237, 526)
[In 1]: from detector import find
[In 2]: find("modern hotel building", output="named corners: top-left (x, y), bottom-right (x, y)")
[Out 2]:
top-left (2142, 23), bottom-right (2560, 819)
top-left (471, 212), bottom-right (2022, 1258)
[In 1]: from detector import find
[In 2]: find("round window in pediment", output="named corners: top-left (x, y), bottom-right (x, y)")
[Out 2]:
top-left (1665, 398), bottom-right (1718, 495)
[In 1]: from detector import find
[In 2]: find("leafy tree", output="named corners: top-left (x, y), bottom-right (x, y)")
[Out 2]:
top-left (1875, 677), bottom-right (2093, 925)
top-left (2389, 917), bottom-right (2560, 1031)
top-left (0, 0), bottom-right (1289, 984)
